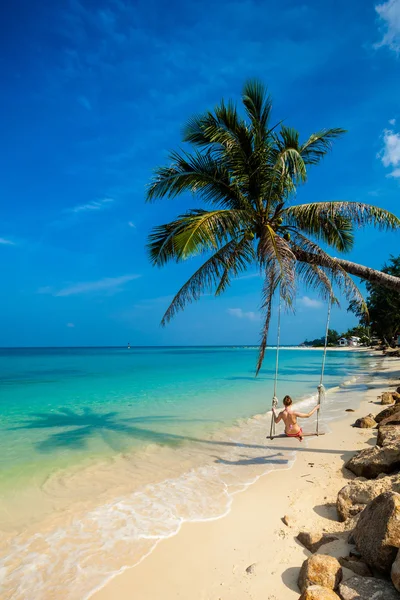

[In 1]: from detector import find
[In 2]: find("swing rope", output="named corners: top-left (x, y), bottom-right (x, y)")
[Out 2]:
top-left (316, 288), bottom-right (333, 435)
top-left (269, 286), bottom-right (334, 440)
top-left (269, 293), bottom-right (282, 440)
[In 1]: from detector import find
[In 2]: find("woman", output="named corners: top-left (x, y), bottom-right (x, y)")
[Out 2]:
top-left (272, 395), bottom-right (320, 441)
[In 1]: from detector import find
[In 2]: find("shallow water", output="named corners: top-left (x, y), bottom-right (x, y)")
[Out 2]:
top-left (0, 346), bottom-right (376, 599)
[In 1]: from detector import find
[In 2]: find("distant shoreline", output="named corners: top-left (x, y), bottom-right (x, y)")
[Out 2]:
top-left (0, 345), bottom-right (371, 350)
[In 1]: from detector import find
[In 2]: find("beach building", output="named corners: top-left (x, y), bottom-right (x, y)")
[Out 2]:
top-left (349, 336), bottom-right (361, 347)
top-left (338, 337), bottom-right (348, 347)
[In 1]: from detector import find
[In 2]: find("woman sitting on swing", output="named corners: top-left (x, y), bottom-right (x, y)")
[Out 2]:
top-left (272, 395), bottom-right (320, 442)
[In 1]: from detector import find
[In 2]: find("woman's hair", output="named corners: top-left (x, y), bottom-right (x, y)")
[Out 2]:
top-left (283, 395), bottom-right (293, 406)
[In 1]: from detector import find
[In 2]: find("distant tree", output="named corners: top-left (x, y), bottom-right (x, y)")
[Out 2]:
top-left (302, 329), bottom-right (339, 347)
top-left (341, 325), bottom-right (371, 346)
top-left (327, 329), bottom-right (340, 346)
top-left (362, 256), bottom-right (400, 344)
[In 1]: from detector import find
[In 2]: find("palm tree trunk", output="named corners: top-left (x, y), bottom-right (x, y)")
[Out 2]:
top-left (293, 249), bottom-right (400, 292)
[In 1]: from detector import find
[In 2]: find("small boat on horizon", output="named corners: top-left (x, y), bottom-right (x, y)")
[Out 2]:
top-left (127, 343), bottom-right (131, 349)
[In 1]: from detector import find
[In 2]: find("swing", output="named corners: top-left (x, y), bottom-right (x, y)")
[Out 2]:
top-left (268, 288), bottom-right (333, 441)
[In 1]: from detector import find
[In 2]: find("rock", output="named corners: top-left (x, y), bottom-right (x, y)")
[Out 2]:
top-left (299, 585), bottom-right (340, 599)
top-left (338, 556), bottom-right (372, 577)
top-left (298, 555), bottom-right (342, 592)
top-left (297, 531), bottom-right (339, 553)
top-left (353, 491), bottom-right (400, 572)
top-left (282, 515), bottom-right (291, 526)
top-left (345, 444), bottom-right (400, 479)
top-left (337, 475), bottom-right (400, 521)
top-left (381, 391), bottom-right (400, 405)
top-left (353, 414), bottom-right (376, 428)
top-left (245, 563), bottom-right (256, 575)
top-left (345, 409), bottom-right (355, 413)
top-left (381, 391), bottom-right (396, 405)
top-left (375, 404), bottom-right (400, 424)
top-left (338, 575), bottom-right (399, 599)
top-left (379, 412), bottom-right (400, 428)
top-left (392, 549), bottom-right (400, 591)
top-left (377, 425), bottom-right (400, 447)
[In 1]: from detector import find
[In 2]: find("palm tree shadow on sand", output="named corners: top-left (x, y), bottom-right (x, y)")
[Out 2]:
top-left (10, 407), bottom-right (349, 458)
top-left (9, 407), bottom-right (218, 453)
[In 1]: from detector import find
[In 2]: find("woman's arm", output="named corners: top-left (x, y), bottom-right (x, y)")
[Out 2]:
top-left (294, 404), bottom-right (320, 419)
top-left (272, 407), bottom-right (283, 424)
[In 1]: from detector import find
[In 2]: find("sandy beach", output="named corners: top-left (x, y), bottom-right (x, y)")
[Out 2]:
top-left (92, 354), bottom-right (398, 600)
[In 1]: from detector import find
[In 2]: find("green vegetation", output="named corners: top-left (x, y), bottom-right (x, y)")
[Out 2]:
top-left (302, 326), bottom-right (371, 347)
top-left (350, 256), bottom-right (400, 345)
top-left (146, 80), bottom-right (400, 372)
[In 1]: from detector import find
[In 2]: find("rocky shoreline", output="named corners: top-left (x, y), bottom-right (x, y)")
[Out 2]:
top-left (294, 382), bottom-right (400, 599)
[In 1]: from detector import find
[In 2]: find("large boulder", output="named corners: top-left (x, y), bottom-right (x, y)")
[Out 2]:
top-left (381, 391), bottom-right (400, 405)
top-left (337, 474), bottom-right (400, 521)
top-left (391, 548), bottom-right (400, 592)
top-left (382, 391), bottom-right (396, 405)
top-left (299, 586), bottom-right (340, 599)
top-left (353, 491), bottom-right (400, 573)
top-left (375, 404), bottom-right (400, 424)
top-left (338, 575), bottom-right (399, 599)
top-left (298, 555), bottom-right (342, 592)
top-left (379, 412), bottom-right (400, 428)
top-left (353, 414), bottom-right (376, 428)
top-left (345, 444), bottom-right (400, 478)
top-left (296, 531), bottom-right (338, 553)
top-left (338, 556), bottom-right (371, 576)
top-left (377, 425), bottom-right (400, 447)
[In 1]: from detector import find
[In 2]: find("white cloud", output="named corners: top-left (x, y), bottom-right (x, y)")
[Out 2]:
top-left (66, 322), bottom-right (75, 328)
top-left (128, 221), bottom-right (136, 228)
top-left (71, 198), bottom-right (114, 213)
top-left (227, 308), bottom-right (259, 321)
top-left (298, 296), bottom-right (323, 309)
top-left (375, 0), bottom-right (400, 53)
top-left (0, 238), bottom-right (15, 245)
top-left (390, 118), bottom-right (397, 125)
top-left (379, 124), bottom-right (400, 177)
top-left (38, 274), bottom-right (140, 297)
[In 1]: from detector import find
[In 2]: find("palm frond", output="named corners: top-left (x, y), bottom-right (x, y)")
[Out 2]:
top-left (147, 209), bottom-right (249, 265)
top-left (255, 264), bottom-right (279, 375)
top-left (300, 129), bottom-right (346, 165)
top-left (285, 207), bottom-right (354, 252)
top-left (146, 149), bottom-right (249, 209)
top-left (290, 231), bottom-right (367, 315)
top-left (174, 209), bottom-right (249, 259)
top-left (160, 239), bottom-right (254, 326)
top-left (296, 262), bottom-right (333, 301)
top-left (257, 225), bottom-right (296, 306)
top-left (215, 238), bottom-right (256, 295)
top-left (285, 201), bottom-right (400, 232)
top-left (182, 112), bottom-right (219, 148)
top-left (242, 79), bottom-right (272, 142)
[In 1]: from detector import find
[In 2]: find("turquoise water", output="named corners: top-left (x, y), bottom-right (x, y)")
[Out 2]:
top-left (0, 346), bottom-right (371, 484)
top-left (0, 346), bottom-right (374, 600)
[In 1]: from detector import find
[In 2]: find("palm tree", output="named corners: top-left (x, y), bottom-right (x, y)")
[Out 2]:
top-left (146, 80), bottom-right (400, 372)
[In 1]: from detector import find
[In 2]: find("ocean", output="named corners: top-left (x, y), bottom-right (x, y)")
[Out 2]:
top-left (0, 346), bottom-right (376, 599)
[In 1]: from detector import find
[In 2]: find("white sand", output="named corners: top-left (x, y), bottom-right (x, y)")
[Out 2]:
top-left (92, 357), bottom-right (399, 600)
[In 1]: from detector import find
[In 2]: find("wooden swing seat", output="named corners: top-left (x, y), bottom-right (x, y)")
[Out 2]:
top-left (268, 432), bottom-right (326, 440)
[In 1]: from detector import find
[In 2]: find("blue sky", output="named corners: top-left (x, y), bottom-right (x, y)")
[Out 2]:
top-left (1, 0), bottom-right (400, 347)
